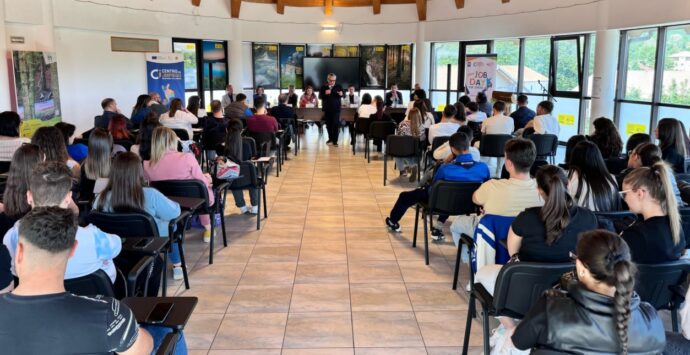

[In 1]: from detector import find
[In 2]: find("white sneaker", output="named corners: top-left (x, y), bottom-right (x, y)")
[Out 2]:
top-left (172, 266), bottom-right (183, 281)
top-left (250, 206), bottom-right (259, 214)
top-left (240, 206), bottom-right (250, 214)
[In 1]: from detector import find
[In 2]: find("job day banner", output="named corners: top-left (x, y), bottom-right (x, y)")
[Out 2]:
top-left (146, 53), bottom-right (185, 105)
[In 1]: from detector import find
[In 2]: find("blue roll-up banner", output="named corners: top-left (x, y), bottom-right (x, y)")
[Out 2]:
top-left (146, 53), bottom-right (185, 106)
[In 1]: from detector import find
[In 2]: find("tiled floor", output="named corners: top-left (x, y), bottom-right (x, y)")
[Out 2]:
top-left (169, 127), bottom-right (484, 354)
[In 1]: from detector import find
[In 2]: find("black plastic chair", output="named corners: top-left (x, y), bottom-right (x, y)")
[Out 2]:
top-left (680, 208), bottom-right (690, 248)
top-left (149, 180), bottom-right (226, 265)
top-left (367, 121), bottom-right (397, 163)
top-left (113, 139), bottom-right (133, 152)
top-left (605, 157), bottom-right (628, 175)
top-left (277, 117), bottom-right (297, 157)
top-left (383, 135), bottom-right (420, 186)
top-left (462, 262), bottom-right (574, 355)
top-left (172, 129), bottom-right (190, 141)
top-left (676, 173), bottom-right (690, 184)
top-left (64, 256), bottom-right (155, 298)
top-left (594, 211), bottom-right (638, 234)
top-left (413, 181), bottom-right (481, 265)
top-left (528, 134), bottom-right (558, 164)
top-left (0, 161), bottom-right (10, 175)
top-left (423, 136), bottom-right (451, 170)
top-left (353, 116), bottom-right (371, 157)
top-left (467, 121), bottom-right (482, 144)
top-left (246, 131), bottom-right (280, 176)
top-left (212, 160), bottom-right (267, 230)
top-left (156, 332), bottom-right (181, 355)
top-left (479, 134), bottom-right (513, 158)
top-left (635, 259), bottom-right (690, 332)
top-left (685, 158), bottom-right (690, 173)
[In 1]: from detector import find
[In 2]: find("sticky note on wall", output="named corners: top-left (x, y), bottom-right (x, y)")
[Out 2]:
top-left (626, 123), bottom-right (647, 135)
top-left (557, 114), bottom-right (575, 126)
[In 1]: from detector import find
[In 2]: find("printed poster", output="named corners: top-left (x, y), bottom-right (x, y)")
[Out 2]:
top-left (386, 44), bottom-right (413, 90)
top-left (280, 44), bottom-right (305, 88)
top-left (464, 54), bottom-right (497, 101)
top-left (253, 43), bottom-right (279, 88)
top-left (146, 53), bottom-right (185, 106)
top-left (360, 45), bottom-right (386, 88)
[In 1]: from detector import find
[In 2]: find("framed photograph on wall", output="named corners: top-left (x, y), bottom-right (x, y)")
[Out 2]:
top-left (252, 43), bottom-right (279, 88)
top-left (280, 44), bottom-right (305, 89)
top-left (360, 45), bottom-right (386, 88)
top-left (307, 44), bottom-right (332, 57)
top-left (386, 44), bottom-right (413, 90)
top-left (334, 45), bottom-right (359, 57)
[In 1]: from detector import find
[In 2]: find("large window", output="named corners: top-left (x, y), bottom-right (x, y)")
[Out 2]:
top-left (622, 29), bottom-right (658, 102)
top-left (495, 39), bottom-right (519, 92)
top-left (431, 42), bottom-right (459, 90)
top-left (661, 25), bottom-right (690, 105)
top-left (173, 38), bottom-right (228, 108)
top-left (523, 38), bottom-right (551, 94)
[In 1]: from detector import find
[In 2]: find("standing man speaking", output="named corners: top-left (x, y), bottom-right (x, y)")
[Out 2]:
top-left (319, 73), bottom-right (344, 146)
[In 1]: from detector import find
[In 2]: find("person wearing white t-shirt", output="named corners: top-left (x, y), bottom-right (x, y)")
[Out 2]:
top-left (526, 100), bottom-right (560, 135)
top-left (466, 102), bottom-right (488, 123)
top-left (481, 101), bottom-right (515, 135)
top-left (357, 94), bottom-right (377, 120)
top-left (428, 105), bottom-right (460, 145)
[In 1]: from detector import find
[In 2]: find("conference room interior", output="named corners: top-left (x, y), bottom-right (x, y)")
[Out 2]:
top-left (2, 0), bottom-right (690, 354)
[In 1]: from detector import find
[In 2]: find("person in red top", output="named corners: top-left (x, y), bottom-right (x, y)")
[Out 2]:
top-left (246, 97), bottom-right (279, 134)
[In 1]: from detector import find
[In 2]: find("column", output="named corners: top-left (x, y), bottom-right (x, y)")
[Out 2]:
top-left (415, 22), bottom-right (429, 92)
top-left (0, 0), bottom-right (10, 110)
top-left (229, 19), bottom-right (244, 95)
top-left (590, 29), bottom-right (619, 120)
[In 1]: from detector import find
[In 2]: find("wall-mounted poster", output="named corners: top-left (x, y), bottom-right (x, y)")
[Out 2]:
top-left (334, 45), bottom-right (359, 57)
top-left (10, 51), bottom-right (62, 137)
top-left (360, 45), bottom-right (386, 88)
top-left (280, 44), bottom-right (305, 88)
top-left (307, 44), bottom-right (332, 57)
top-left (252, 43), bottom-right (279, 88)
top-left (202, 41), bottom-right (227, 91)
top-left (465, 54), bottom-right (497, 101)
top-left (146, 53), bottom-right (185, 106)
top-left (386, 44), bottom-right (413, 90)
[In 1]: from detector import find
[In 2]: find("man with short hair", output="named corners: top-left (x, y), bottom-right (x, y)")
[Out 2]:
top-left (466, 102), bottom-right (487, 123)
top-left (342, 85), bottom-right (360, 107)
top-left (0, 207), bottom-right (154, 354)
top-left (450, 138), bottom-right (543, 246)
top-left (95, 98), bottom-right (131, 129)
top-left (319, 73), bottom-right (344, 146)
top-left (481, 101), bottom-right (514, 135)
top-left (428, 105), bottom-right (460, 145)
top-left (433, 125), bottom-right (481, 162)
top-left (221, 84), bottom-right (235, 108)
top-left (148, 91), bottom-right (169, 116)
top-left (526, 100), bottom-right (560, 135)
top-left (204, 100), bottom-right (229, 154)
top-left (224, 93), bottom-right (253, 120)
top-left (385, 132), bottom-right (491, 234)
top-left (410, 83), bottom-right (421, 101)
top-left (270, 94), bottom-right (297, 148)
top-left (246, 97), bottom-right (279, 134)
top-left (510, 94), bottom-right (536, 130)
top-left (385, 84), bottom-right (403, 107)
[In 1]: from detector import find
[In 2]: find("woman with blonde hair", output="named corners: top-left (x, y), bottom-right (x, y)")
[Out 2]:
top-left (143, 127), bottom-right (214, 243)
top-left (395, 108), bottom-right (425, 181)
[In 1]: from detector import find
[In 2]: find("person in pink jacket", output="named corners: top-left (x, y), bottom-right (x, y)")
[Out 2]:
top-left (143, 126), bottom-right (215, 243)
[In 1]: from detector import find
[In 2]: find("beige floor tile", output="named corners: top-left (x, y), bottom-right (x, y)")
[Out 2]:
top-left (350, 283), bottom-right (412, 311)
top-left (406, 283), bottom-right (469, 311)
top-left (185, 313), bottom-right (224, 350)
top-left (352, 311), bottom-right (425, 348)
top-left (299, 243), bottom-right (347, 263)
top-left (354, 348), bottom-right (426, 355)
top-left (348, 260), bottom-right (403, 283)
top-left (226, 285), bottom-right (293, 313)
top-left (249, 245), bottom-right (300, 263)
top-left (290, 283), bottom-right (351, 312)
top-left (190, 262), bottom-right (246, 285)
top-left (188, 350), bottom-right (209, 355)
top-left (295, 263), bottom-right (349, 284)
top-left (302, 228), bottom-right (346, 243)
top-left (208, 350), bottom-right (280, 355)
top-left (283, 349), bottom-right (353, 355)
top-left (347, 242), bottom-right (396, 261)
top-left (398, 260), bottom-right (454, 283)
top-left (239, 262), bottom-right (297, 285)
top-left (345, 229), bottom-right (392, 243)
top-left (203, 245), bottom-right (255, 264)
top-left (175, 284), bottom-right (235, 313)
top-left (257, 229), bottom-right (304, 244)
top-left (283, 312), bottom-right (354, 348)
top-left (212, 313), bottom-right (288, 350)
top-left (416, 311), bottom-right (482, 347)
top-left (426, 347), bottom-right (482, 355)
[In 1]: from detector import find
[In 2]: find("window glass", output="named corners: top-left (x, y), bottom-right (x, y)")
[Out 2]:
top-left (432, 42), bottom-right (459, 90)
top-left (523, 38), bottom-right (551, 94)
top-left (661, 25), bottom-right (690, 105)
top-left (494, 39), bottom-right (519, 93)
top-left (173, 42), bottom-right (198, 90)
top-left (553, 97), bottom-right (580, 142)
top-left (554, 39), bottom-right (580, 92)
top-left (618, 102), bottom-right (652, 145)
top-left (430, 91), bottom-right (448, 111)
top-left (623, 29), bottom-right (658, 101)
top-left (585, 34), bottom-right (596, 97)
top-left (465, 44), bottom-right (488, 55)
top-left (658, 106), bottom-right (690, 136)
top-left (582, 98), bottom-right (593, 135)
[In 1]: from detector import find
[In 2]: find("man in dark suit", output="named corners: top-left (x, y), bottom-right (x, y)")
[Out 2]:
top-left (319, 73), bottom-right (344, 146)
top-left (385, 84), bottom-right (403, 107)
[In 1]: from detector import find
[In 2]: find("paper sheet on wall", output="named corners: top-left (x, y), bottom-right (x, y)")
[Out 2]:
top-left (558, 114), bottom-right (575, 126)
top-left (626, 123), bottom-right (647, 135)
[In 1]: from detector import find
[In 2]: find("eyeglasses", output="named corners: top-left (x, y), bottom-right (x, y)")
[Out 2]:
top-left (619, 189), bottom-right (633, 199)
top-left (569, 251), bottom-right (577, 262)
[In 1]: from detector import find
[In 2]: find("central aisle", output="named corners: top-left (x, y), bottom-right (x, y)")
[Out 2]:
top-left (171, 127), bottom-right (483, 354)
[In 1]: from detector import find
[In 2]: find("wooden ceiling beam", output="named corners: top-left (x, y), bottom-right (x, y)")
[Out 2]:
top-left (372, 0), bottom-right (381, 14)
top-left (276, 0), bottom-right (285, 13)
top-left (231, 0), bottom-right (242, 18)
top-left (455, 0), bottom-right (464, 9)
top-left (415, 0), bottom-right (425, 21)
top-left (325, 0), bottom-right (333, 15)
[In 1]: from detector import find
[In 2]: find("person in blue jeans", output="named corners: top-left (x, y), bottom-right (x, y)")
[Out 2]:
top-left (385, 132), bottom-right (491, 237)
top-left (94, 152), bottom-right (184, 281)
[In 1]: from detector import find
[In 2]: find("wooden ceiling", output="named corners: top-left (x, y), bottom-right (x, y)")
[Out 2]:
top-left (192, 0), bottom-right (510, 21)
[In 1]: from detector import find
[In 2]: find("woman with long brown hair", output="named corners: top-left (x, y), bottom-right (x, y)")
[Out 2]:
top-left (512, 230), bottom-right (665, 354)
top-left (0, 144), bottom-right (42, 225)
top-left (656, 118), bottom-right (688, 173)
top-left (159, 98), bottom-right (198, 139)
top-left (80, 129), bottom-right (113, 202)
top-left (395, 108), bottom-right (425, 181)
top-left (31, 126), bottom-right (80, 179)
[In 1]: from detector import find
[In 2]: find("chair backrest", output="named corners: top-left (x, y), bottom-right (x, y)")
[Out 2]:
top-left (428, 181), bottom-right (481, 216)
top-left (246, 132), bottom-right (274, 157)
top-left (528, 134), bottom-right (558, 157)
top-left (113, 140), bottom-right (133, 152)
top-left (493, 262), bottom-right (575, 318)
top-left (64, 269), bottom-right (116, 297)
top-left (479, 134), bottom-right (512, 157)
top-left (679, 208), bottom-right (690, 248)
top-left (685, 158), bottom-right (690, 173)
top-left (385, 135), bottom-right (419, 157)
top-left (0, 161), bottom-right (10, 174)
top-left (172, 129), bottom-right (190, 141)
top-left (369, 121), bottom-right (397, 140)
top-left (605, 157), bottom-right (628, 175)
top-left (86, 210), bottom-right (160, 237)
top-left (635, 259), bottom-right (690, 310)
top-left (676, 173), bottom-right (690, 184)
top-left (355, 117), bottom-right (371, 135)
top-left (430, 136), bottom-right (450, 153)
top-left (156, 333), bottom-right (180, 355)
top-left (150, 179), bottom-right (211, 211)
top-left (242, 137), bottom-right (257, 160)
top-left (593, 211), bottom-right (638, 234)
top-left (388, 111), bottom-right (406, 124)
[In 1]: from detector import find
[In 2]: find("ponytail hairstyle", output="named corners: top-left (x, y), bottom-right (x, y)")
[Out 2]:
top-left (168, 98), bottom-right (183, 117)
top-left (536, 165), bottom-right (573, 245)
top-left (632, 142), bottom-right (662, 167)
top-left (567, 141), bottom-right (621, 211)
top-left (623, 161), bottom-right (681, 245)
top-left (576, 230), bottom-right (636, 355)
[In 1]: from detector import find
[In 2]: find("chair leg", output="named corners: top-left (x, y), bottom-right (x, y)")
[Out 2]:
top-left (220, 192), bottom-right (228, 247)
top-left (482, 305), bottom-right (491, 355)
top-left (383, 154), bottom-right (387, 186)
top-left (178, 237), bottom-right (190, 290)
top-left (462, 292), bottom-right (475, 355)
top-left (263, 187), bottom-right (268, 218)
top-left (162, 252), bottom-right (168, 297)
top-left (208, 213), bottom-right (215, 265)
top-left (413, 205), bottom-right (419, 248)
top-left (417, 159), bottom-right (421, 181)
top-left (367, 138), bottom-right (371, 163)
top-left (256, 189), bottom-right (262, 230)
top-left (423, 211), bottom-right (429, 265)
top-left (453, 243), bottom-right (462, 290)
top-left (673, 309), bottom-right (679, 332)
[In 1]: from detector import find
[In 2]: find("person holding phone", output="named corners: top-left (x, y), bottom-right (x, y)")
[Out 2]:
top-left (319, 73), bottom-right (344, 146)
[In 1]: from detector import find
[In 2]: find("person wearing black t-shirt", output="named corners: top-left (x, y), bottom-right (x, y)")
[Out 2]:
top-left (0, 207), bottom-right (153, 354)
top-left (657, 118), bottom-right (688, 174)
top-left (620, 162), bottom-right (686, 264)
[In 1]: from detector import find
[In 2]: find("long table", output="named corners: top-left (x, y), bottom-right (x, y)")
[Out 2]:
top-left (295, 107), bottom-right (405, 123)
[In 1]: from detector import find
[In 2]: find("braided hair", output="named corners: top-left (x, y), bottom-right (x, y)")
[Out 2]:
top-left (577, 230), bottom-right (636, 354)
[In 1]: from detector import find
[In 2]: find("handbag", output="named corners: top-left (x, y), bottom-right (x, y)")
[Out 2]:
top-left (215, 157), bottom-right (240, 180)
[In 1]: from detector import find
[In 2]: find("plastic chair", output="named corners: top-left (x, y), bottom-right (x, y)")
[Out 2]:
top-left (64, 256), bottom-right (155, 298)
top-left (479, 134), bottom-right (513, 158)
top-left (172, 129), bottom-right (190, 141)
top-left (635, 259), bottom-right (690, 332)
top-left (594, 211), bottom-right (638, 234)
top-left (212, 160), bottom-right (267, 230)
top-left (113, 139), bottom-right (133, 152)
top-left (353, 116), bottom-right (371, 157)
top-left (423, 136), bottom-right (451, 170)
top-left (680, 207), bottom-right (690, 248)
top-left (685, 158), bottom-right (690, 173)
top-left (0, 161), bottom-right (10, 175)
top-left (246, 131), bottom-right (280, 176)
top-left (528, 134), bottom-right (558, 164)
top-left (156, 332), bottom-right (181, 355)
top-left (277, 117), bottom-right (297, 157)
top-left (462, 262), bottom-right (574, 355)
top-left (367, 121), bottom-right (397, 163)
top-left (413, 181), bottom-right (481, 265)
top-left (383, 135), bottom-right (420, 186)
top-left (605, 157), bottom-right (628, 175)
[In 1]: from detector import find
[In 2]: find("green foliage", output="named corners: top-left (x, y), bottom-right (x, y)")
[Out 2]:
top-left (433, 43), bottom-right (458, 65)
top-left (662, 79), bottom-right (690, 106)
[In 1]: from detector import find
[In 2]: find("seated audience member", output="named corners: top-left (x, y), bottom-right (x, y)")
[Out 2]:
top-left (270, 94), bottom-right (297, 147)
top-left (144, 127), bottom-right (214, 243)
top-left (221, 84), bottom-right (235, 108)
top-left (617, 143), bottom-right (683, 205)
top-left (624, 133), bottom-right (652, 159)
top-left (620, 162), bottom-right (685, 263)
top-left (187, 95), bottom-right (206, 118)
top-left (131, 112), bottom-right (161, 160)
top-left (79, 129), bottom-right (112, 203)
top-left (657, 118), bottom-right (688, 173)
top-left (428, 105), bottom-right (459, 145)
top-left (511, 230), bottom-right (665, 354)
top-left (412, 99), bottom-right (436, 128)
top-left (203, 100), bottom-right (229, 157)
top-left (561, 134), bottom-right (588, 169)
top-left (0, 111), bottom-right (29, 162)
top-left (96, 98), bottom-right (131, 129)
top-left (385, 84), bottom-right (403, 107)
top-left (395, 108), bottom-right (426, 181)
top-left (589, 117), bottom-right (624, 160)
top-left (369, 96), bottom-right (393, 152)
top-left (31, 126), bottom-right (80, 179)
top-left (342, 85), bottom-right (360, 107)
top-left (433, 125), bottom-right (480, 163)
top-left (409, 83), bottom-right (422, 101)
top-left (246, 97), bottom-right (279, 134)
top-left (0, 144), bottom-right (42, 236)
top-left (525, 100), bottom-right (559, 135)
top-left (481, 101), bottom-right (514, 135)
top-left (510, 94), bottom-right (536, 130)
top-left (466, 102), bottom-right (487, 123)
top-left (224, 119), bottom-right (260, 214)
top-left (225, 93), bottom-right (253, 120)
top-left (357, 93), bottom-right (376, 120)
top-left (458, 95), bottom-right (472, 112)
top-left (96, 153), bottom-right (183, 281)
top-left (160, 98), bottom-right (198, 140)
top-left (4, 162), bottom-right (121, 282)
top-left (287, 85), bottom-right (298, 108)
top-left (130, 94), bottom-right (152, 125)
top-left (0, 207), bottom-right (156, 354)
top-left (148, 91), bottom-right (169, 116)
top-left (107, 113), bottom-right (134, 142)
top-left (253, 86), bottom-right (267, 105)
top-left (406, 88), bottom-right (427, 113)
top-left (385, 132), bottom-right (490, 233)
top-left (476, 92), bottom-right (493, 117)
top-left (450, 139), bottom-right (543, 246)
top-left (55, 122), bottom-right (87, 162)
top-left (567, 141), bottom-right (621, 211)
top-left (453, 102), bottom-right (468, 125)
top-left (475, 165), bottom-right (598, 295)
top-left (0, 245), bottom-right (10, 293)
top-left (299, 86), bottom-right (319, 108)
